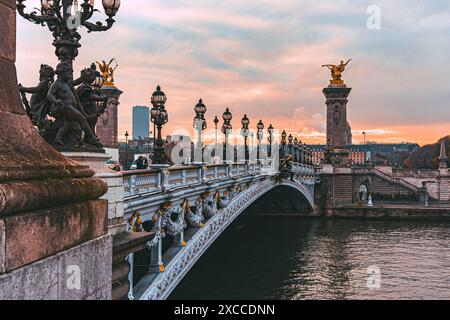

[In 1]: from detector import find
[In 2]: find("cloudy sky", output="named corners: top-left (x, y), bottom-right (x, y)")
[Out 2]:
top-left (16, 0), bottom-right (450, 145)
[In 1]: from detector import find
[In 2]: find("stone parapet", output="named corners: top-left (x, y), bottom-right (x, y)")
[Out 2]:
top-left (0, 235), bottom-right (112, 300)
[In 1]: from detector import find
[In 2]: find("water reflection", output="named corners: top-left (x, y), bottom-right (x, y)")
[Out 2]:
top-left (170, 217), bottom-right (450, 300)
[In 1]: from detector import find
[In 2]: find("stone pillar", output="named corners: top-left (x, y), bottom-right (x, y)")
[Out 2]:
top-left (323, 84), bottom-right (352, 166)
top-left (0, 2), bottom-right (112, 299)
top-left (97, 86), bottom-right (122, 147)
top-left (96, 87), bottom-right (123, 161)
top-left (62, 152), bottom-right (126, 235)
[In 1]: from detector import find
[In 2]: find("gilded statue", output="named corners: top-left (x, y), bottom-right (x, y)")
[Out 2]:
top-left (322, 59), bottom-right (351, 85)
top-left (96, 58), bottom-right (118, 86)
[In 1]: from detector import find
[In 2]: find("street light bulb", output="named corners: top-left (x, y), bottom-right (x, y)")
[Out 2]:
top-left (151, 85), bottom-right (167, 107)
top-left (257, 120), bottom-right (264, 131)
top-left (41, 0), bottom-right (54, 10)
top-left (103, 0), bottom-right (121, 16)
top-left (222, 108), bottom-right (232, 122)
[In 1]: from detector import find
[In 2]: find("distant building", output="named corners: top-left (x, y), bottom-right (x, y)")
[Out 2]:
top-left (132, 106), bottom-right (150, 140)
top-left (309, 143), bottom-right (419, 166)
top-left (310, 148), bottom-right (366, 166)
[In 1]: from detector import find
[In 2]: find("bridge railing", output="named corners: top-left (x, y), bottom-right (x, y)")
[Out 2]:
top-left (122, 160), bottom-right (315, 197)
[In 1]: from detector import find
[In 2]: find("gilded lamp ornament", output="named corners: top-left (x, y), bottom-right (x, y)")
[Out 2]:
top-left (322, 59), bottom-right (352, 85)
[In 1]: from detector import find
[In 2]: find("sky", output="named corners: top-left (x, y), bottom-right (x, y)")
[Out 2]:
top-left (15, 0), bottom-right (450, 146)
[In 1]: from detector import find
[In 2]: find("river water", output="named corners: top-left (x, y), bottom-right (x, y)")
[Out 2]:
top-left (170, 217), bottom-right (450, 300)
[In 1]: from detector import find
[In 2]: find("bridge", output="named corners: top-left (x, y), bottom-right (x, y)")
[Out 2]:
top-left (122, 160), bottom-right (317, 300)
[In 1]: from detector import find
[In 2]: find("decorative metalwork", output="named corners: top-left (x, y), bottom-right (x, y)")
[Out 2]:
top-left (221, 108), bottom-right (233, 162)
top-left (193, 99), bottom-right (207, 162)
top-left (257, 120), bottom-right (264, 160)
top-left (241, 114), bottom-right (250, 162)
top-left (17, 0), bottom-right (121, 66)
top-left (186, 197), bottom-right (205, 228)
top-left (150, 86), bottom-right (171, 164)
top-left (138, 177), bottom-right (316, 300)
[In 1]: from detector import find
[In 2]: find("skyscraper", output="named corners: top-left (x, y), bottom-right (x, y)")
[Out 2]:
top-left (132, 106), bottom-right (150, 139)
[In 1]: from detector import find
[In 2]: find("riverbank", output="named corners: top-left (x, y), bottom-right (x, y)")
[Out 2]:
top-left (331, 205), bottom-right (450, 220)
top-left (249, 204), bottom-right (450, 221)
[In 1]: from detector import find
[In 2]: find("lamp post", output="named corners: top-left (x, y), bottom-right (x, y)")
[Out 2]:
top-left (268, 124), bottom-right (274, 158)
top-left (221, 108), bottom-right (232, 162)
top-left (280, 130), bottom-right (287, 158)
top-left (241, 114), bottom-right (250, 162)
top-left (17, 0), bottom-right (120, 71)
top-left (148, 130), bottom-right (152, 157)
top-left (193, 99), bottom-right (207, 163)
top-left (294, 138), bottom-right (299, 162)
top-left (150, 85), bottom-right (169, 165)
top-left (214, 116), bottom-right (219, 158)
top-left (257, 120), bottom-right (264, 161)
top-left (288, 134), bottom-right (293, 155)
top-left (250, 131), bottom-right (255, 160)
top-left (124, 130), bottom-right (129, 170)
top-left (281, 130), bottom-right (287, 146)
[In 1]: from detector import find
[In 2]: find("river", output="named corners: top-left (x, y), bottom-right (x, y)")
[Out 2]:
top-left (169, 216), bottom-right (450, 300)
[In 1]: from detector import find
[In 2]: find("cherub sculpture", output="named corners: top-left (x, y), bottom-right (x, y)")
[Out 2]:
top-left (19, 64), bottom-right (55, 130)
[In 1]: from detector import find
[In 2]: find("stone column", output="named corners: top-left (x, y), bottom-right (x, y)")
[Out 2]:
top-left (323, 84), bottom-right (352, 166)
top-left (0, 2), bottom-right (112, 300)
top-left (96, 86), bottom-right (123, 161)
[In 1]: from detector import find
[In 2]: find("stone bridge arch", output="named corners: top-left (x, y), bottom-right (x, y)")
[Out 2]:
top-left (134, 178), bottom-right (316, 300)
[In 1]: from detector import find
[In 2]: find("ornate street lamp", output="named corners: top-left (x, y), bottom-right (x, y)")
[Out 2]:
top-left (267, 124), bottom-right (274, 158)
top-left (294, 138), bottom-right (299, 162)
top-left (281, 130), bottom-right (287, 146)
top-left (213, 115), bottom-right (219, 155)
top-left (17, 0), bottom-right (121, 71)
top-left (222, 108), bottom-right (232, 162)
top-left (257, 120), bottom-right (264, 160)
top-left (150, 86), bottom-right (169, 165)
top-left (124, 130), bottom-right (129, 170)
top-left (193, 99), bottom-right (207, 163)
top-left (241, 114), bottom-right (250, 162)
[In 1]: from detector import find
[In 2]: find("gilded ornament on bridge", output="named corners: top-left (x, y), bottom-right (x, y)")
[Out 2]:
top-left (322, 59), bottom-right (351, 85)
top-left (96, 58), bottom-right (119, 87)
top-left (128, 212), bottom-right (143, 232)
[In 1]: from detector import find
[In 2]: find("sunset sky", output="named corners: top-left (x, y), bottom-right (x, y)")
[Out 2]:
top-left (16, 0), bottom-right (450, 146)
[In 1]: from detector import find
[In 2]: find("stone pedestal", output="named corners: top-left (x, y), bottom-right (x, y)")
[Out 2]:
top-left (323, 84), bottom-right (352, 166)
top-left (63, 152), bottom-right (126, 235)
top-left (0, 1), bottom-right (112, 299)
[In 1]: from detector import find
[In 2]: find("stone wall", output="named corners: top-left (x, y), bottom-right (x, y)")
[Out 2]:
top-left (0, 1), bottom-right (113, 300)
top-left (391, 168), bottom-right (450, 201)
top-left (332, 206), bottom-right (450, 219)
